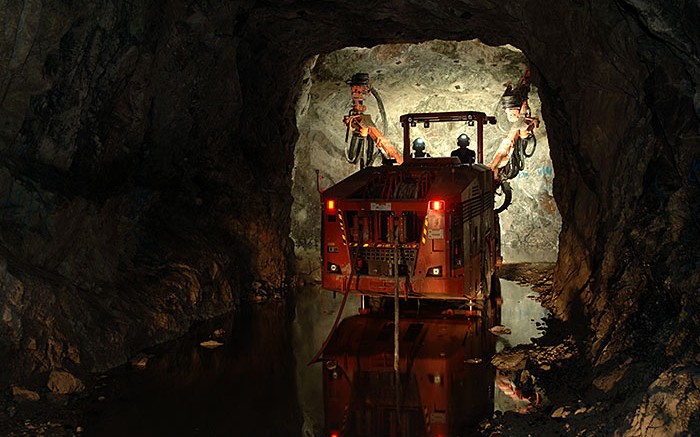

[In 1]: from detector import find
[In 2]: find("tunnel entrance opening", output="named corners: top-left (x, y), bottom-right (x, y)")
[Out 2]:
top-left (291, 39), bottom-right (561, 282)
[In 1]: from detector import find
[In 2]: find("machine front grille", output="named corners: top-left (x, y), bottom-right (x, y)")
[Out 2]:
top-left (351, 247), bottom-right (418, 276)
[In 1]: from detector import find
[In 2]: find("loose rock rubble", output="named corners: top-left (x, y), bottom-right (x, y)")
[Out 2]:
top-left (199, 340), bottom-right (224, 349)
top-left (484, 263), bottom-right (700, 436)
top-left (46, 371), bottom-right (85, 395)
top-left (247, 281), bottom-right (286, 303)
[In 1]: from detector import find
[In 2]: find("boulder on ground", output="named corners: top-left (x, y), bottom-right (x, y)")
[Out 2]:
top-left (47, 370), bottom-right (85, 394)
top-left (491, 348), bottom-right (528, 371)
top-left (11, 385), bottom-right (40, 401)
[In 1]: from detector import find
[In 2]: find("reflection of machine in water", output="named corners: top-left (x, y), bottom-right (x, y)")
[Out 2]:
top-left (321, 297), bottom-right (501, 437)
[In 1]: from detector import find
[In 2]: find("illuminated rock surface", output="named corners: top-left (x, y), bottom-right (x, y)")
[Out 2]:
top-left (292, 41), bottom-right (560, 271)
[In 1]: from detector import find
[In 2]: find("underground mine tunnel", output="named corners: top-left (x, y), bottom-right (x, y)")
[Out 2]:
top-left (1, 1), bottom-right (699, 436)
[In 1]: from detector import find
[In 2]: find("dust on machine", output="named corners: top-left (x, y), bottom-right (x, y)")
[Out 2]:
top-left (315, 69), bottom-right (540, 437)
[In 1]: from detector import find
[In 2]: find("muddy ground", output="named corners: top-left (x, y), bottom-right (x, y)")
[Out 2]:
top-left (0, 303), bottom-right (300, 437)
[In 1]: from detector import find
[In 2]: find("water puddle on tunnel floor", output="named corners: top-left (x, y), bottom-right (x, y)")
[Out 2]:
top-left (493, 280), bottom-right (550, 415)
top-left (83, 302), bottom-right (302, 437)
top-left (294, 279), bottom-right (550, 437)
top-left (81, 279), bottom-right (547, 437)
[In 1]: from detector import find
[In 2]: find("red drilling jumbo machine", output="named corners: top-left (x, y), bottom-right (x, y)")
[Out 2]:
top-left (317, 71), bottom-right (539, 437)
top-left (322, 109), bottom-right (500, 302)
top-left (321, 71), bottom-right (537, 305)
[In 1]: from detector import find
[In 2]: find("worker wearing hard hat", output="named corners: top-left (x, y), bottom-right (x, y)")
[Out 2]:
top-left (411, 137), bottom-right (431, 158)
top-left (451, 133), bottom-right (476, 164)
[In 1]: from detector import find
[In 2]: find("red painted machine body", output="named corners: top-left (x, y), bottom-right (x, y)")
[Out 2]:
top-left (321, 112), bottom-right (501, 301)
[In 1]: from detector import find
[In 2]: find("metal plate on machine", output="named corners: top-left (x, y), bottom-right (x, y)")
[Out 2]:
top-left (369, 279), bottom-right (393, 291)
top-left (427, 229), bottom-right (444, 239)
top-left (368, 260), bottom-right (393, 277)
top-left (370, 202), bottom-right (392, 211)
top-left (428, 215), bottom-right (444, 228)
top-left (430, 412), bottom-right (447, 424)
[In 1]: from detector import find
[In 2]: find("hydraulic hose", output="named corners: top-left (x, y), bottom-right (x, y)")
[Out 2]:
top-left (502, 135), bottom-right (536, 181)
top-left (365, 137), bottom-right (376, 167)
top-left (370, 87), bottom-right (389, 165)
top-left (495, 181), bottom-right (512, 214)
top-left (523, 134), bottom-right (537, 158)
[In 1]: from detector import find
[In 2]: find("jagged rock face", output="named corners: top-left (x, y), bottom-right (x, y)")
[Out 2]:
top-left (0, 2), bottom-right (272, 380)
top-left (1, 0), bottom-right (699, 429)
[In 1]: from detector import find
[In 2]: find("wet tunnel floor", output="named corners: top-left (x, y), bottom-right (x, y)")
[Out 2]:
top-left (82, 303), bottom-right (301, 437)
top-left (295, 280), bottom-right (549, 436)
top-left (79, 280), bottom-right (548, 436)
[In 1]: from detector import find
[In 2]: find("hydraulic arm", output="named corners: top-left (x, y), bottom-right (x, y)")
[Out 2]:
top-left (343, 73), bottom-right (403, 167)
top-left (488, 69), bottom-right (540, 182)
top-left (343, 113), bottom-right (404, 165)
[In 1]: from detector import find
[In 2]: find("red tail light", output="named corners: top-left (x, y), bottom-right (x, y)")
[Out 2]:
top-left (430, 200), bottom-right (444, 211)
top-left (327, 200), bottom-right (336, 211)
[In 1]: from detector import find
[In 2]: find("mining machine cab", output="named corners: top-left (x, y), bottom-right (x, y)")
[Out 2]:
top-left (321, 111), bottom-right (500, 302)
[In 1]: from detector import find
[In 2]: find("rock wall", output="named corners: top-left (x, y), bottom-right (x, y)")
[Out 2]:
top-left (1, 0), bottom-right (699, 431)
top-left (0, 1), bottom-right (291, 383)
